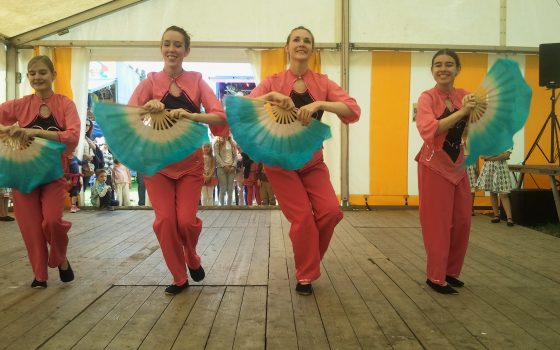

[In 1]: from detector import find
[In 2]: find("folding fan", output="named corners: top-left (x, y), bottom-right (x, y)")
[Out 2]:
top-left (224, 96), bottom-right (331, 170)
top-left (0, 134), bottom-right (66, 193)
top-left (92, 102), bottom-right (209, 176)
top-left (464, 58), bottom-right (532, 165)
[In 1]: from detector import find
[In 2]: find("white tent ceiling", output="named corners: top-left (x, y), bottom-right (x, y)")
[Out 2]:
top-left (0, 0), bottom-right (144, 46)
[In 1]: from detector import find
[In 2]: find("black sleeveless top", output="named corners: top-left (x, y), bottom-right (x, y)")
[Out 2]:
top-left (290, 90), bottom-right (324, 121)
top-left (439, 108), bottom-right (466, 163)
top-left (23, 105), bottom-right (62, 131)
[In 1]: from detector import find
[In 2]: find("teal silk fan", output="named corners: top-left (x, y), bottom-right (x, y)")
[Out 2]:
top-left (225, 96), bottom-right (331, 170)
top-left (464, 58), bottom-right (532, 165)
top-left (0, 134), bottom-right (66, 193)
top-left (92, 102), bottom-right (209, 176)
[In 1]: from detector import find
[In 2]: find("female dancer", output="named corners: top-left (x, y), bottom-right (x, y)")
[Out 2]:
top-left (129, 25), bottom-right (228, 294)
top-left (0, 55), bottom-right (80, 288)
top-left (249, 26), bottom-right (360, 295)
top-left (415, 49), bottom-right (476, 294)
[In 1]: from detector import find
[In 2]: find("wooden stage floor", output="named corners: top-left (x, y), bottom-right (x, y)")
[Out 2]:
top-left (0, 208), bottom-right (559, 349)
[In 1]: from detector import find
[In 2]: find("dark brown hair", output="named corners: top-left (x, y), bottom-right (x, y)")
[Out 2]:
top-left (431, 49), bottom-right (461, 69)
top-left (286, 26), bottom-right (315, 49)
top-left (162, 25), bottom-right (191, 49)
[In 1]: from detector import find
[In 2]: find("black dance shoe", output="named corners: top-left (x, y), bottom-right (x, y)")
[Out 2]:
top-left (31, 279), bottom-right (47, 289)
top-left (188, 266), bottom-right (206, 282)
top-left (445, 275), bottom-right (464, 288)
top-left (164, 281), bottom-right (189, 295)
top-left (426, 279), bottom-right (458, 294)
top-left (59, 261), bottom-right (75, 283)
top-left (295, 282), bottom-right (313, 296)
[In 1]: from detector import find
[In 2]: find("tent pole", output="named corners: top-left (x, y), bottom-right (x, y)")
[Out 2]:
top-left (340, 0), bottom-right (350, 207)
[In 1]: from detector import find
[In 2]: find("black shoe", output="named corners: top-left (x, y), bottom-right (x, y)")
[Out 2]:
top-left (507, 219), bottom-right (514, 227)
top-left (58, 261), bottom-right (74, 282)
top-left (445, 275), bottom-right (464, 288)
top-left (188, 266), bottom-right (205, 282)
top-left (31, 279), bottom-right (47, 289)
top-left (104, 206), bottom-right (115, 211)
top-left (295, 282), bottom-right (313, 296)
top-left (491, 216), bottom-right (500, 223)
top-left (164, 281), bottom-right (189, 295)
top-left (426, 279), bottom-right (458, 294)
top-left (0, 216), bottom-right (15, 221)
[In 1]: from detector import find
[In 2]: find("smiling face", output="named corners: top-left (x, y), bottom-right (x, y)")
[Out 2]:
top-left (431, 54), bottom-right (460, 88)
top-left (27, 61), bottom-right (56, 94)
top-left (285, 28), bottom-right (314, 62)
top-left (161, 30), bottom-right (189, 73)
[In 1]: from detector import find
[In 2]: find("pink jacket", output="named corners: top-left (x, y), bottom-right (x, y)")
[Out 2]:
top-left (415, 86), bottom-right (469, 184)
top-left (0, 94), bottom-right (81, 157)
top-left (129, 70), bottom-right (229, 179)
top-left (249, 69), bottom-right (360, 124)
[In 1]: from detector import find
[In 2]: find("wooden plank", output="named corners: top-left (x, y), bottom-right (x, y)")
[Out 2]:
top-left (39, 286), bottom-right (132, 349)
top-left (172, 286), bottom-right (226, 350)
top-left (205, 286), bottom-right (244, 350)
top-left (105, 286), bottom-right (171, 350)
top-left (265, 210), bottom-right (298, 349)
top-left (233, 286), bottom-right (267, 350)
top-left (138, 287), bottom-right (202, 350)
top-left (72, 286), bottom-right (156, 349)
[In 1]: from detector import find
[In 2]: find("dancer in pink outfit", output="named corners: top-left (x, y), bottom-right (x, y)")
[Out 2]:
top-left (249, 26), bottom-right (360, 295)
top-left (0, 55), bottom-right (80, 288)
top-left (129, 26), bottom-right (228, 295)
top-left (415, 49), bottom-right (476, 294)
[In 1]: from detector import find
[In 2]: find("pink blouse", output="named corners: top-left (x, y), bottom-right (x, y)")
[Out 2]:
top-left (415, 86), bottom-right (469, 184)
top-left (129, 70), bottom-right (228, 179)
top-left (249, 69), bottom-right (360, 124)
top-left (0, 94), bottom-right (81, 156)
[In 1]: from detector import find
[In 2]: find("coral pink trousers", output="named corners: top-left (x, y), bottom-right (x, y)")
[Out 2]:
top-left (13, 177), bottom-right (71, 282)
top-left (418, 163), bottom-right (471, 285)
top-left (265, 151), bottom-right (343, 282)
top-left (145, 172), bottom-right (203, 286)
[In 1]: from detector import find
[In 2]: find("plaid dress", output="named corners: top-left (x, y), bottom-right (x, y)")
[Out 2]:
top-left (466, 164), bottom-right (478, 191)
top-left (476, 160), bottom-right (513, 194)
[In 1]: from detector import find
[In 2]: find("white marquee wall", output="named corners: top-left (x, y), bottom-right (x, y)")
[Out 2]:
top-left (2, 0), bottom-right (558, 201)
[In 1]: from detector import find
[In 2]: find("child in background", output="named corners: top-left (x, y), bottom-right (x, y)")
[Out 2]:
top-left (112, 159), bottom-right (131, 206)
top-left (66, 152), bottom-right (82, 213)
top-left (476, 150), bottom-right (514, 226)
top-left (201, 143), bottom-right (217, 206)
top-left (257, 163), bottom-right (275, 205)
top-left (90, 169), bottom-right (114, 211)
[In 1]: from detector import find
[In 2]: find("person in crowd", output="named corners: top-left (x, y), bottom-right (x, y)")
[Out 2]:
top-left (0, 188), bottom-right (14, 221)
top-left (0, 55), bottom-right (80, 288)
top-left (136, 171), bottom-right (146, 206)
top-left (101, 143), bottom-right (115, 202)
top-left (90, 169), bottom-right (114, 210)
top-left (466, 163), bottom-right (478, 215)
top-left (233, 147), bottom-right (245, 205)
top-left (112, 159), bottom-right (132, 206)
top-left (201, 143), bottom-right (217, 206)
top-left (129, 25), bottom-right (228, 294)
top-left (66, 150), bottom-right (83, 213)
top-left (82, 118), bottom-right (100, 191)
top-left (415, 49), bottom-right (476, 295)
top-left (248, 26), bottom-right (360, 295)
top-left (257, 163), bottom-right (276, 205)
top-left (241, 152), bottom-right (260, 206)
top-left (214, 135), bottom-right (237, 205)
top-left (476, 150), bottom-right (515, 226)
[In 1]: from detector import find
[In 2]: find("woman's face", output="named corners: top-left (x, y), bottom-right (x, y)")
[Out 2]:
top-left (85, 120), bottom-right (92, 133)
top-left (431, 54), bottom-right (459, 87)
top-left (27, 62), bottom-right (55, 94)
top-left (161, 30), bottom-right (189, 70)
top-left (285, 29), bottom-right (314, 62)
top-left (203, 144), bottom-right (211, 154)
